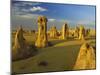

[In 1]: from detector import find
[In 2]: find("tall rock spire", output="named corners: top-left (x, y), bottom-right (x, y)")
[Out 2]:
top-left (35, 16), bottom-right (48, 47)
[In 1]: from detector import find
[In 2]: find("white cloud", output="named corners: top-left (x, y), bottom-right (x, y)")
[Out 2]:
top-left (15, 14), bottom-right (41, 19)
top-left (19, 14), bottom-right (34, 19)
top-left (48, 18), bottom-right (56, 22)
top-left (30, 6), bottom-right (47, 12)
top-left (22, 2), bottom-right (35, 6)
top-left (13, 1), bottom-right (40, 7)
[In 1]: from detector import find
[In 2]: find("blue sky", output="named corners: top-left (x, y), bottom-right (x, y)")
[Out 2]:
top-left (11, 1), bottom-right (96, 30)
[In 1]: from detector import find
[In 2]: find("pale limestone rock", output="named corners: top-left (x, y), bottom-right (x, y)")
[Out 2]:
top-left (74, 26), bottom-right (79, 38)
top-left (12, 26), bottom-right (27, 60)
top-left (85, 29), bottom-right (90, 36)
top-left (12, 26), bottom-right (37, 61)
top-left (61, 23), bottom-right (69, 39)
top-left (13, 26), bottom-right (26, 50)
top-left (74, 43), bottom-right (96, 70)
top-left (49, 26), bottom-right (58, 38)
top-left (35, 16), bottom-right (48, 47)
top-left (79, 25), bottom-right (85, 40)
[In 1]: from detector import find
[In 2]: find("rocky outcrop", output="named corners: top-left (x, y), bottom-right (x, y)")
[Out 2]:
top-left (35, 16), bottom-right (48, 48)
top-left (74, 43), bottom-right (96, 70)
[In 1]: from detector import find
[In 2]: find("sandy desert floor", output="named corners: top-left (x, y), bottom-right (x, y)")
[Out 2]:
top-left (12, 33), bottom-right (96, 74)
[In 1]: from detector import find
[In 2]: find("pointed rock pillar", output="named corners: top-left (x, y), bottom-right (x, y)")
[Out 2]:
top-left (61, 23), bottom-right (69, 39)
top-left (74, 26), bottom-right (79, 38)
top-left (13, 26), bottom-right (26, 50)
top-left (78, 25), bottom-right (85, 40)
top-left (49, 26), bottom-right (58, 38)
top-left (12, 26), bottom-right (28, 60)
top-left (74, 43), bottom-right (96, 70)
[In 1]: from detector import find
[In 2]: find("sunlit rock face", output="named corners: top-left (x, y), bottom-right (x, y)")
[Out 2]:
top-left (74, 43), bottom-right (96, 70)
top-left (35, 16), bottom-right (48, 48)
top-left (78, 25), bottom-right (85, 40)
top-left (61, 23), bottom-right (69, 39)
top-left (13, 26), bottom-right (26, 50)
top-left (12, 26), bottom-right (37, 61)
top-left (12, 26), bottom-right (27, 60)
top-left (49, 26), bottom-right (58, 39)
top-left (74, 26), bottom-right (79, 38)
top-left (85, 29), bottom-right (90, 36)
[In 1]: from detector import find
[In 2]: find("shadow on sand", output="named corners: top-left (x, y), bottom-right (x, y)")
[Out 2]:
top-left (12, 45), bottom-right (39, 61)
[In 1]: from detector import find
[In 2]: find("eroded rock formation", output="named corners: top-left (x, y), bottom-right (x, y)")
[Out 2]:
top-left (61, 23), bottom-right (69, 39)
top-left (74, 43), bottom-right (96, 70)
top-left (35, 16), bottom-right (48, 47)
top-left (79, 25), bottom-right (85, 40)
top-left (12, 26), bottom-right (37, 61)
top-left (74, 26), bottom-right (79, 38)
top-left (13, 26), bottom-right (26, 50)
top-left (49, 26), bottom-right (58, 38)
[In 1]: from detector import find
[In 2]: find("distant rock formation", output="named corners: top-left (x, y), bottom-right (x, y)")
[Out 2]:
top-left (74, 26), bottom-right (79, 38)
top-left (49, 26), bottom-right (58, 38)
top-left (35, 16), bottom-right (48, 48)
top-left (12, 26), bottom-right (37, 61)
top-left (13, 26), bottom-right (26, 50)
top-left (61, 23), bottom-right (69, 39)
top-left (79, 25), bottom-right (85, 40)
top-left (74, 43), bottom-right (96, 70)
top-left (85, 29), bottom-right (90, 36)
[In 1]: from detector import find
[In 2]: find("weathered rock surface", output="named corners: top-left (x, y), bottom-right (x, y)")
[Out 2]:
top-left (74, 43), bottom-right (96, 70)
top-left (61, 23), bottom-right (69, 39)
top-left (35, 16), bottom-right (48, 48)
top-left (12, 26), bottom-right (37, 61)
top-left (74, 26), bottom-right (79, 38)
top-left (79, 25), bottom-right (85, 40)
top-left (49, 26), bottom-right (58, 38)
